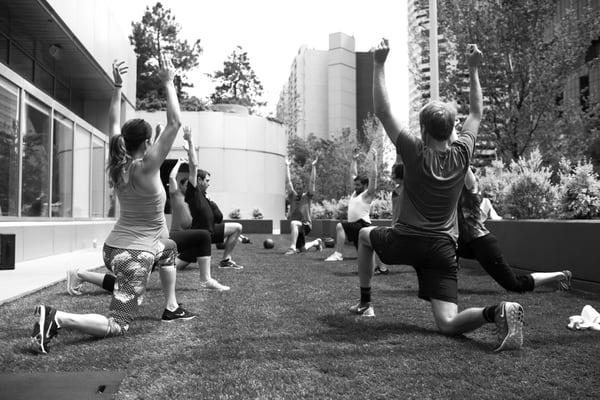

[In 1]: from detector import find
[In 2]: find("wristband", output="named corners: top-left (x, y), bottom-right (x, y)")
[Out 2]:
top-left (114, 84), bottom-right (122, 88)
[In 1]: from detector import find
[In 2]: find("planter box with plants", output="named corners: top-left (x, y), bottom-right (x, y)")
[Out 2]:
top-left (226, 208), bottom-right (272, 234)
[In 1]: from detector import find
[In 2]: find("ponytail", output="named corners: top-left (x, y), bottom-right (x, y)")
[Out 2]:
top-left (107, 134), bottom-right (130, 187)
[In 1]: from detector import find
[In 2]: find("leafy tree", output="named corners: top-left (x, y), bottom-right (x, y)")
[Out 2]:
top-left (438, 0), bottom-right (600, 163)
top-left (130, 2), bottom-right (206, 110)
top-left (210, 46), bottom-right (266, 114)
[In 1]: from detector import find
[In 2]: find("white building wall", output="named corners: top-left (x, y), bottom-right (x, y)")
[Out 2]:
top-left (136, 110), bottom-right (288, 223)
top-left (328, 32), bottom-right (356, 138)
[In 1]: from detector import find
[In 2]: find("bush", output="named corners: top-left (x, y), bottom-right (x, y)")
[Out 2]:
top-left (252, 208), bottom-right (264, 220)
top-left (334, 196), bottom-right (349, 220)
top-left (228, 208), bottom-right (242, 219)
top-left (557, 158), bottom-right (600, 219)
top-left (371, 192), bottom-right (393, 219)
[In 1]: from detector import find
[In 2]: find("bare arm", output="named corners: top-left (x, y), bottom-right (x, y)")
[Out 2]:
top-left (285, 157), bottom-right (296, 195)
top-left (464, 167), bottom-right (478, 191)
top-left (460, 44), bottom-right (483, 142)
top-left (183, 126), bottom-right (198, 186)
top-left (169, 158), bottom-right (184, 194)
top-left (349, 150), bottom-right (359, 190)
top-left (141, 55), bottom-right (182, 174)
top-left (108, 61), bottom-right (128, 138)
top-left (366, 148), bottom-right (377, 197)
top-left (308, 155), bottom-right (318, 196)
top-left (372, 39), bottom-right (410, 146)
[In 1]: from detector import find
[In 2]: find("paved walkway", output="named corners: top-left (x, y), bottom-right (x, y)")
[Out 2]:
top-left (0, 248), bottom-right (103, 305)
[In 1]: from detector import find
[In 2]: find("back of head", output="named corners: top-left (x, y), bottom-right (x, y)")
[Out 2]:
top-left (354, 175), bottom-right (369, 186)
top-left (107, 118), bottom-right (152, 187)
top-left (392, 163), bottom-right (404, 180)
top-left (419, 101), bottom-right (456, 142)
top-left (197, 169), bottom-right (210, 181)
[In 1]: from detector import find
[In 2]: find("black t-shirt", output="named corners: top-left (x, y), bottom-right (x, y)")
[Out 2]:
top-left (185, 184), bottom-right (223, 232)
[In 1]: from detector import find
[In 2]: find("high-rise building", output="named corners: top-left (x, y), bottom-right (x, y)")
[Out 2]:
top-left (277, 32), bottom-right (376, 142)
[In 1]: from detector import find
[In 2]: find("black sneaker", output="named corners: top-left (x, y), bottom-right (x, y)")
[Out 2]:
top-left (31, 305), bottom-right (59, 354)
top-left (240, 235), bottom-right (252, 244)
top-left (219, 259), bottom-right (244, 269)
top-left (161, 305), bottom-right (196, 322)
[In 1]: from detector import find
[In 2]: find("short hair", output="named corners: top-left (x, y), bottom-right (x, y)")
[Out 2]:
top-left (179, 178), bottom-right (188, 185)
top-left (197, 169), bottom-right (211, 180)
top-left (392, 163), bottom-right (404, 180)
top-left (419, 101), bottom-right (456, 141)
top-left (354, 175), bottom-right (369, 186)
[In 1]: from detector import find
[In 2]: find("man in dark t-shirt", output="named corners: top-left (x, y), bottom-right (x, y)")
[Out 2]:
top-left (284, 156), bottom-right (323, 255)
top-left (349, 39), bottom-right (524, 352)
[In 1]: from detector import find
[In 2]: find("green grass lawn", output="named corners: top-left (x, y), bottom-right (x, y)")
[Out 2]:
top-left (1, 233), bottom-right (599, 399)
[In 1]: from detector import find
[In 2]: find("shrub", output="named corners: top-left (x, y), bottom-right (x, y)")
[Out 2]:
top-left (557, 158), bottom-right (600, 219)
top-left (503, 149), bottom-right (559, 219)
top-left (370, 191), bottom-right (392, 219)
top-left (311, 202), bottom-right (329, 219)
top-left (477, 159), bottom-right (514, 217)
top-left (252, 208), bottom-right (264, 220)
top-left (334, 196), bottom-right (349, 220)
top-left (228, 208), bottom-right (242, 219)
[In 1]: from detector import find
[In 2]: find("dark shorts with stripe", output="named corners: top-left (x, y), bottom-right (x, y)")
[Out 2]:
top-left (342, 219), bottom-right (371, 248)
top-left (369, 227), bottom-right (458, 304)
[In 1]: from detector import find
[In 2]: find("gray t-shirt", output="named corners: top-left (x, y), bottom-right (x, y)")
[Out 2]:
top-left (393, 130), bottom-right (476, 243)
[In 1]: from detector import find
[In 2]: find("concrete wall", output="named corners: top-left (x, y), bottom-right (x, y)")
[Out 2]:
top-left (137, 110), bottom-right (288, 222)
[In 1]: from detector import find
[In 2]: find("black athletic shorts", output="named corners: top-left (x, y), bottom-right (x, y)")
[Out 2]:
top-left (342, 219), bottom-right (371, 248)
top-left (370, 227), bottom-right (458, 304)
top-left (211, 222), bottom-right (226, 244)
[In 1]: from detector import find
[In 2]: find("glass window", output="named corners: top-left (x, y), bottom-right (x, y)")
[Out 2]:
top-left (0, 78), bottom-right (20, 216)
top-left (9, 43), bottom-right (33, 82)
top-left (52, 113), bottom-right (73, 217)
top-left (22, 96), bottom-right (51, 217)
top-left (91, 137), bottom-right (105, 217)
top-left (73, 125), bottom-right (90, 218)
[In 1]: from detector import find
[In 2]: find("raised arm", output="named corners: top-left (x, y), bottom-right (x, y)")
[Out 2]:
top-left (372, 39), bottom-right (410, 146)
top-left (308, 155), bottom-right (318, 196)
top-left (168, 158), bottom-right (184, 194)
top-left (108, 61), bottom-right (128, 138)
top-left (141, 54), bottom-right (182, 173)
top-left (460, 44), bottom-right (483, 142)
top-left (183, 126), bottom-right (198, 186)
top-left (349, 149), bottom-right (360, 190)
top-left (285, 157), bottom-right (296, 196)
top-left (366, 148), bottom-right (377, 197)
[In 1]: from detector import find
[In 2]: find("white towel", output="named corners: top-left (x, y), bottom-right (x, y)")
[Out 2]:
top-left (567, 305), bottom-right (600, 331)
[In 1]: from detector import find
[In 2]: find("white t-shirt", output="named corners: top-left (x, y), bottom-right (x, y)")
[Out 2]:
top-left (347, 190), bottom-right (372, 224)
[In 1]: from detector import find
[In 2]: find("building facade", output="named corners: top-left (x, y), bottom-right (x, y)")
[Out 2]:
top-left (0, 0), bottom-right (136, 262)
top-left (277, 32), bottom-right (377, 141)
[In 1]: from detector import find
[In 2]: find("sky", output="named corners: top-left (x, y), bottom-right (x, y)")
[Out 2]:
top-left (110, 0), bottom-right (409, 122)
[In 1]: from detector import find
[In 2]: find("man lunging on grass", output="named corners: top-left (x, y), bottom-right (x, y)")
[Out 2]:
top-left (350, 38), bottom-right (524, 352)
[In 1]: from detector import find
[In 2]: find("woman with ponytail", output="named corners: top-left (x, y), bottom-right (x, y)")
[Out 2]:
top-left (457, 167), bottom-right (572, 293)
top-left (31, 55), bottom-right (195, 354)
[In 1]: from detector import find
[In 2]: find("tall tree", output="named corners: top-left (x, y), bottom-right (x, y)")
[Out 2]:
top-left (210, 46), bottom-right (266, 114)
top-left (438, 0), bottom-right (600, 163)
top-left (130, 2), bottom-right (205, 110)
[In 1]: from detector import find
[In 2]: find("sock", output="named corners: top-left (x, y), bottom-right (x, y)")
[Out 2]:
top-left (483, 305), bottom-right (498, 323)
top-left (103, 274), bottom-right (117, 292)
top-left (360, 287), bottom-right (371, 305)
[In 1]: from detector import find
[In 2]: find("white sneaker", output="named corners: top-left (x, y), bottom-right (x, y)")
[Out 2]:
top-left (66, 267), bottom-right (83, 296)
top-left (494, 301), bottom-right (524, 351)
top-left (325, 252), bottom-right (343, 261)
top-left (199, 278), bottom-right (230, 291)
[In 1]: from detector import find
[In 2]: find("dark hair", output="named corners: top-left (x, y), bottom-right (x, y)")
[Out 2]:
top-left (419, 101), bottom-right (456, 141)
top-left (107, 119), bottom-right (152, 186)
top-left (197, 169), bottom-right (211, 180)
top-left (179, 178), bottom-right (188, 185)
top-left (354, 175), bottom-right (369, 186)
top-left (392, 163), bottom-right (404, 180)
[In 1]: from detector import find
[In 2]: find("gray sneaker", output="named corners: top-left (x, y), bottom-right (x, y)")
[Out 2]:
top-left (494, 301), bottom-right (524, 352)
top-left (559, 270), bottom-right (572, 291)
top-left (31, 305), bottom-right (60, 354)
top-left (349, 302), bottom-right (375, 317)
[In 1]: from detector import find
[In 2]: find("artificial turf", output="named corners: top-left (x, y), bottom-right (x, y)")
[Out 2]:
top-left (0, 233), bottom-right (598, 399)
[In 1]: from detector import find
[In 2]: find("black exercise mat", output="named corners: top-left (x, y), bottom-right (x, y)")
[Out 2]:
top-left (0, 370), bottom-right (125, 399)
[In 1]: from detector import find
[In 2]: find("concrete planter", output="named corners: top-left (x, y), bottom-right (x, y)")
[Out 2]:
top-left (479, 220), bottom-right (600, 293)
top-left (224, 219), bottom-right (273, 234)
top-left (280, 219), bottom-right (393, 238)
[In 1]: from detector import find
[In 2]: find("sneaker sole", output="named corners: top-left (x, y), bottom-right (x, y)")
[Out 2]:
top-left (218, 266), bottom-right (244, 270)
top-left (494, 304), bottom-right (524, 352)
top-left (162, 315), bottom-right (197, 322)
top-left (33, 305), bottom-right (47, 354)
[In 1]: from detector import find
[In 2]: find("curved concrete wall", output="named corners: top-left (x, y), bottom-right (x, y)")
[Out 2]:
top-left (136, 110), bottom-right (287, 222)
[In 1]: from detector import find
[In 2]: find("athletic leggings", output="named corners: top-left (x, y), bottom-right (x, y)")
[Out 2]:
top-left (101, 229), bottom-right (212, 293)
top-left (457, 233), bottom-right (534, 293)
top-left (104, 238), bottom-right (177, 335)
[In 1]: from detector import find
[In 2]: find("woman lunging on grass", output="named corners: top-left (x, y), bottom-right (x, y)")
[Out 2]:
top-left (31, 55), bottom-right (194, 354)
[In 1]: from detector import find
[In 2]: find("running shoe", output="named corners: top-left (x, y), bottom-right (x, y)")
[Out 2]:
top-left (66, 266), bottom-right (83, 296)
top-left (199, 278), bottom-right (230, 291)
top-left (559, 270), bottom-right (572, 291)
top-left (494, 301), bottom-right (524, 352)
top-left (374, 266), bottom-right (389, 275)
top-left (218, 259), bottom-right (244, 270)
top-left (325, 252), bottom-right (343, 261)
top-left (161, 305), bottom-right (196, 322)
top-left (31, 305), bottom-right (60, 354)
top-left (349, 302), bottom-right (375, 317)
top-left (316, 238), bottom-right (324, 251)
top-left (284, 248), bottom-right (298, 256)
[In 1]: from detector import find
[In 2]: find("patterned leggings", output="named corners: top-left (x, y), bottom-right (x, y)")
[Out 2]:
top-left (103, 239), bottom-right (177, 335)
